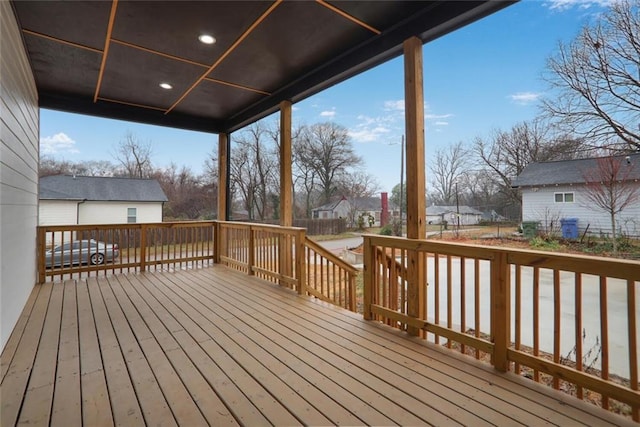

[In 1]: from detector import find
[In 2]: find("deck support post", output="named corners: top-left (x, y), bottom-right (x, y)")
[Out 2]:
top-left (279, 101), bottom-right (293, 285)
top-left (217, 132), bottom-right (229, 221)
top-left (491, 250), bottom-right (511, 372)
top-left (140, 224), bottom-right (147, 272)
top-left (295, 229), bottom-right (306, 295)
top-left (363, 235), bottom-right (374, 320)
top-left (37, 227), bottom-right (46, 283)
top-left (403, 36), bottom-right (426, 337)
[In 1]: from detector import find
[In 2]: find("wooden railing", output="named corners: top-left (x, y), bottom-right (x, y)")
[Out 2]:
top-left (304, 237), bottom-right (360, 312)
top-left (363, 234), bottom-right (640, 421)
top-left (217, 222), bottom-right (306, 294)
top-left (38, 221), bottom-right (217, 282)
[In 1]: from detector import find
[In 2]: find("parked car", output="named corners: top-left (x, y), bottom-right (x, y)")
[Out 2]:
top-left (45, 239), bottom-right (119, 268)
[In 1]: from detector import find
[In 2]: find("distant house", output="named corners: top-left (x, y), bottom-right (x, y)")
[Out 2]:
top-left (312, 196), bottom-right (398, 227)
top-left (39, 175), bottom-right (168, 227)
top-left (512, 154), bottom-right (640, 236)
top-left (426, 205), bottom-right (483, 226)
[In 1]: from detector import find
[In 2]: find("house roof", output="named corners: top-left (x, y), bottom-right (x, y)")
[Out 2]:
top-left (40, 175), bottom-right (169, 202)
top-left (313, 196), bottom-right (397, 212)
top-left (512, 153), bottom-right (640, 188)
top-left (427, 205), bottom-right (483, 215)
top-left (10, 1), bottom-right (514, 134)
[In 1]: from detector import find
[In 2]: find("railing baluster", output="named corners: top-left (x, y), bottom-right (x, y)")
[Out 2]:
top-left (600, 275), bottom-right (609, 410)
top-left (475, 258), bottom-right (480, 360)
top-left (533, 266), bottom-right (540, 382)
top-left (447, 255), bottom-right (452, 349)
top-left (628, 278), bottom-right (639, 422)
top-left (514, 264), bottom-right (522, 374)
top-left (434, 252), bottom-right (440, 344)
top-left (460, 256), bottom-right (466, 354)
top-left (575, 273), bottom-right (583, 399)
top-left (553, 269), bottom-right (561, 390)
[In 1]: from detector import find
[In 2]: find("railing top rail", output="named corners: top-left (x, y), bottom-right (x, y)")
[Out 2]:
top-left (304, 237), bottom-right (360, 274)
top-left (218, 221), bottom-right (306, 233)
top-left (365, 234), bottom-right (640, 281)
top-left (39, 220), bottom-right (217, 232)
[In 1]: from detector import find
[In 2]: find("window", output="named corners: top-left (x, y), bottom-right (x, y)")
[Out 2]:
top-left (127, 207), bottom-right (137, 223)
top-left (554, 192), bottom-right (574, 203)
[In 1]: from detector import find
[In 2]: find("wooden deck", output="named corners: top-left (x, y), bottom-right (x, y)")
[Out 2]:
top-left (1, 266), bottom-right (635, 426)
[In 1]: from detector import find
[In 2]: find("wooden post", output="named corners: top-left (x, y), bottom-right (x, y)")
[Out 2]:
top-left (140, 224), bottom-right (147, 272)
top-left (295, 229), bottom-right (306, 295)
top-left (217, 132), bottom-right (229, 221)
top-left (491, 250), bottom-right (511, 372)
top-left (37, 227), bottom-right (46, 284)
top-left (279, 101), bottom-right (294, 284)
top-left (248, 225), bottom-right (255, 276)
top-left (213, 221), bottom-right (220, 263)
top-left (404, 36), bottom-right (426, 336)
top-left (363, 235), bottom-right (374, 320)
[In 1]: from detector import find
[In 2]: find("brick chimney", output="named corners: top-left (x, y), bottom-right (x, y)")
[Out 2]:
top-left (380, 192), bottom-right (389, 226)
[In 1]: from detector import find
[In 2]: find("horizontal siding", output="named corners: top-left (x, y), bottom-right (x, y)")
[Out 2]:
top-left (39, 200), bottom-right (79, 225)
top-left (0, 1), bottom-right (39, 351)
top-left (522, 184), bottom-right (640, 236)
top-left (78, 202), bottom-right (163, 224)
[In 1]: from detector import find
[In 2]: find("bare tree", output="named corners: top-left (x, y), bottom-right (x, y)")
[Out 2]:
top-left (581, 155), bottom-right (640, 253)
top-left (113, 131), bottom-right (154, 178)
top-left (543, 0), bottom-right (640, 150)
top-left (229, 123), bottom-right (278, 220)
top-left (429, 141), bottom-right (469, 204)
top-left (474, 119), bottom-right (585, 218)
top-left (295, 122), bottom-right (362, 205)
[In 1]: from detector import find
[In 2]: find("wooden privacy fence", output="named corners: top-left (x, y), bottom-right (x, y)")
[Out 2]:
top-left (363, 234), bottom-right (640, 421)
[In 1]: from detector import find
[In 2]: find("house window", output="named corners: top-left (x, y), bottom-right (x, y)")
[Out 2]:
top-left (554, 192), bottom-right (574, 203)
top-left (127, 207), bottom-right (137, 223)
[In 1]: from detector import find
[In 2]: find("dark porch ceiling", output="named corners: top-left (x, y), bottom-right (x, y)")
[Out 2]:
top-left (11, 0), bottom-right (515, 134)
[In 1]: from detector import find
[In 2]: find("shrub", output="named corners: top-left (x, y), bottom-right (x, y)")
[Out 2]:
top-left (379, 224), bottom-right (393, 235)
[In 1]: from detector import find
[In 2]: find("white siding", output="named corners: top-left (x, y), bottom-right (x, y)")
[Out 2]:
top-left (522, 184), bottom-right (640, 236)
top-left (1, 2), bottom-right (39, 350)
top-left (78, 201), bottom-right (163, 224)
top-left (39, 200), bottom-right (79, 246)
top-left (39, 200), bottom-right (79, 225)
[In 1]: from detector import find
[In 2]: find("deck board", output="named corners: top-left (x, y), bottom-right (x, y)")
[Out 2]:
top-left (1, 266), bottom-right (636, 427)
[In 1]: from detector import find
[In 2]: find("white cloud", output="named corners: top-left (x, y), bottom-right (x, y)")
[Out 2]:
top-left (320, 109), bottom-right (336, 118)
top-left (40, 132), bottom-right (78, 154)
top-left (425, 113), bottom-right (453, 120)
top-left (435, 121), bottom-right (449, 126)
top-left (383, 100), bottom-right (405, 112)
top-left (544, 0), bottom-right (613, 11)
top-left (508, 92), bottom-right (541, 105)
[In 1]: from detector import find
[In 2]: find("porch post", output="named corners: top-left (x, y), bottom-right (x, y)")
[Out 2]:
top-left (279, 101), bottom-right (294, 286)
top-left (217, 132), bottom-right (229, 221)
top-left (404, 36), bottom-right (426, 336)
top-left (279, 100), bottom-right (293, 227)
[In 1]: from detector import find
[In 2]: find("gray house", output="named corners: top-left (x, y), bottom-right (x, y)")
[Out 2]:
top-left (512, 154), bottom-right (640, 236)
top-left (312, 196), bottom-right (399, 227)
top-left (40, 175), bottom-right (168, 226)
top-left (426, 205), bottom-right (484, 226)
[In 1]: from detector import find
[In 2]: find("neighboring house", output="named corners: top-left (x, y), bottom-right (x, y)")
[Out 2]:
top-left (312, 196), bottom-right (398, 227)
top-left (426, 205), bottom-right (484, 226)
top-left (39, 175), bottom-right (168, 227)
top-left (512, 154), bottom-right (640, 236)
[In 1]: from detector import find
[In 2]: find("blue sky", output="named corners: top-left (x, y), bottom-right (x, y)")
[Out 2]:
top-left (40, 0), bottom-right (612, 193)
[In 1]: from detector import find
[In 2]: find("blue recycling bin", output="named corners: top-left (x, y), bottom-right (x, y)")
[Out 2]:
top-left (560, 218), bottom-right (578, 239)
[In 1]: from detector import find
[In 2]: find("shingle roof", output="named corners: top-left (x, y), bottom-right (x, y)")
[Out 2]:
top-left (40, 175), bottom-right (168, 202)
top-left (512, 153), bottom-right (640, 187)
top-left (427, 205), bottom-right (483, 215)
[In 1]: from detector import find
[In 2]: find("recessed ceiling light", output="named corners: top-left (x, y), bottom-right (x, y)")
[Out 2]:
top-left (198, 34), bottom-right (216, 45)
top-left (159, 83), bottom-right (173, 90)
